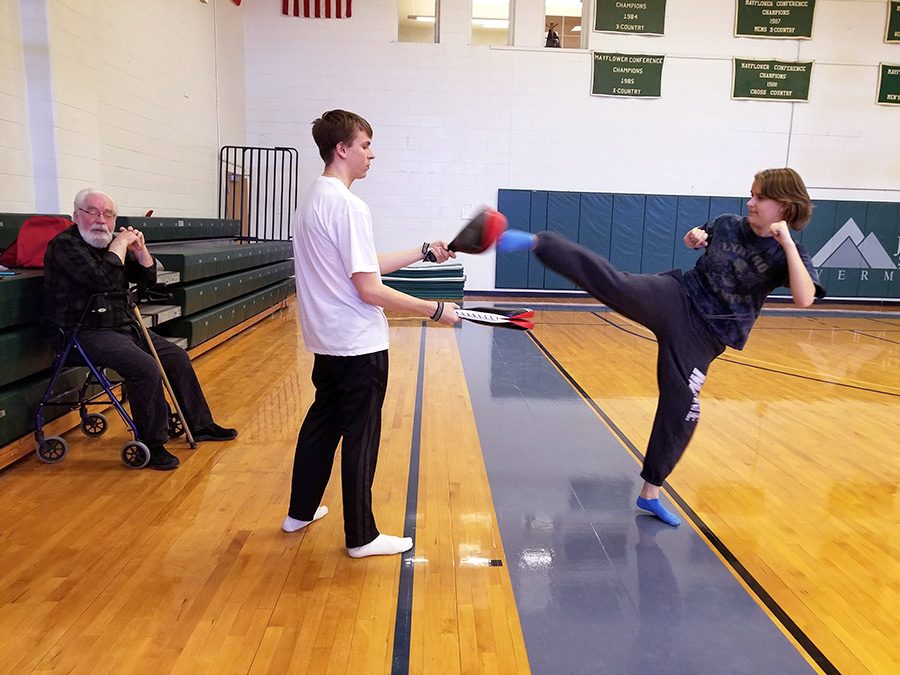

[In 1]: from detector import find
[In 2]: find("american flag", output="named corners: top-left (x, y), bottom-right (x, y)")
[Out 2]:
top-left (282, 0), bottom-right (351, 18)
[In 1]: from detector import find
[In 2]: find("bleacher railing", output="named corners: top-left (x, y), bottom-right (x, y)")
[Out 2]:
top-left (218, 146), bottom-right (299, 241)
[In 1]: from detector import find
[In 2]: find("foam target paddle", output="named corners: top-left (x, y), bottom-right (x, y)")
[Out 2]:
top-left (455, 307), bottom-right (534, 331)
top-left (425, 207), bottom-right (508, 261)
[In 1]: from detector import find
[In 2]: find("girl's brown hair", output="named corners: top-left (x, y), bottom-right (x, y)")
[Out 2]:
top-left (753, 167), bottom-right (813, 230)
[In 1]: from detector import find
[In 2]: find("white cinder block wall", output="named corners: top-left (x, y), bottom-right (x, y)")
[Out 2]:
top-left (0, 0), bottom-right (245, 219)
top-left (242, 0), bottom-right (900, 290)
top-left (2, 1), bottom-right (897, 290)
top-left (1, 0), bottom-right (35, 213)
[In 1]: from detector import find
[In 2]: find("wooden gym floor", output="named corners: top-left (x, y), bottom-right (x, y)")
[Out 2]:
top-left (0, 298), bottom-right (896, 674)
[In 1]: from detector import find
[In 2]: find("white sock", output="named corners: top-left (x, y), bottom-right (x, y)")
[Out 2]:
top-left (347, 533), bottom-right (413, 558)
top-left (281, 505), bottom-right (329, 533)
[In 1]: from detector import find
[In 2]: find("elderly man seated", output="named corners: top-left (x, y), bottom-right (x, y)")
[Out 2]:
top-left (42, 188), bottom-right (237, 470)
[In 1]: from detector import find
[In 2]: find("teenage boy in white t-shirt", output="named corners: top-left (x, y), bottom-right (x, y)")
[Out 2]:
top-left (284, 109), bottom-right (460, 558)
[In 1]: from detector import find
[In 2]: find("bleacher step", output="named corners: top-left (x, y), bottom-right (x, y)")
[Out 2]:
top-left (137, 304), bottom-right (182, 326)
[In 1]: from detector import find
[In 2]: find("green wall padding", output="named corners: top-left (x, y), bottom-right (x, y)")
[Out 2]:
top-left (496, 189), bottom-right (900, 300)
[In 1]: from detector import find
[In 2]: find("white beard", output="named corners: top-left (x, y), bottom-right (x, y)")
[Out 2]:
top-left (78, 224), bottom-right (113, 248)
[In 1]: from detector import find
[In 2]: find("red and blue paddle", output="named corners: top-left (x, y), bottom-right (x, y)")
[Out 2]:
top-left (425, 207), bottom-right (508, 261)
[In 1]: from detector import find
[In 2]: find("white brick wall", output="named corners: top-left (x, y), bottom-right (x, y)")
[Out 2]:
top-left (1, 0), bottom-right (37, 212)
top-left (1, 0), bottom-right (245, 218)
top-left (242, 0), bottom-right (900, 290)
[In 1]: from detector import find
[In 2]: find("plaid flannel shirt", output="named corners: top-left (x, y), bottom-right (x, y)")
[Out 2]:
top-left (43, 225), bottom-right (157, 331)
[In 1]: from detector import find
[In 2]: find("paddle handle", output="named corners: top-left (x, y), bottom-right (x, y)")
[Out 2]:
top-left (455, 309), bottom-right (534, 331)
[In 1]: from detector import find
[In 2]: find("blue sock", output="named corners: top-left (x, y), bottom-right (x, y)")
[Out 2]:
top-left (636, 496), bottom-right (681, 527)
top-left (496, 229), bottom-right (536, 253)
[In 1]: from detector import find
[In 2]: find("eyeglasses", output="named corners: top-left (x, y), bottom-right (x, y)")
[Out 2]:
top-left (77, 206), bottom-right (117, 220)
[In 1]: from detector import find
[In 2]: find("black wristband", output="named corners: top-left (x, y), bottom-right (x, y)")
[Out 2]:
top-left (430, 301), bottom-right (444, 321)
top-left (421, 242), bottom-right (430, 260)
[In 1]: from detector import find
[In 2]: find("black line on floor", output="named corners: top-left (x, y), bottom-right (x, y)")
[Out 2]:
top-left (865, 316), bottom-right (900, 327)
top-left (527, 331), bottom-right (840, 675)
top-left (594, 312), bottom-right (899, 397)
top-left (854, 330), bottom-right (900, 346)
top-left (717, 358), bottom-right (900, 397)
top-left (391, 322), bottom-right (427, 675)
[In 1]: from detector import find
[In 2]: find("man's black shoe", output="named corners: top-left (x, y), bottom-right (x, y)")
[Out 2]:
top-left (148, 445), bottom-right (180, 470)
top-left (193, 423), bottom-right (238, 442)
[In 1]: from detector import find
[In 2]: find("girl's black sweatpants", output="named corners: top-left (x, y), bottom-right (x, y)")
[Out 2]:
top-left (534, 231), bottom-right (725, 486)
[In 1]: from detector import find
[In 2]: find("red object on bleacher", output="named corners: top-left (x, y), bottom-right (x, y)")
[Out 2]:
top-left (0, 216), bottom-right (72, 268)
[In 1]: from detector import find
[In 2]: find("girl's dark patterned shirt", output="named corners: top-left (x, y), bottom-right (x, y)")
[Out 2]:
top-left (680, 214), bottom-right (825, 350)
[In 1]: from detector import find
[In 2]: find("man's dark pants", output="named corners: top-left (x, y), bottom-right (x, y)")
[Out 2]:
top-left (78, 327), bottom-right (213, 447)
top-left (288, 350), bottom-right (389, 549)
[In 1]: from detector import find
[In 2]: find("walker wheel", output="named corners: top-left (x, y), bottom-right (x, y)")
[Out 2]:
top-left (167, 412), bottom-right (185, 438)
top-left (37, 436), bottom-right (68, 463)
top-left (121, 441), bottom-right (150, 469)
top-left (80, 412), bottom-right (109, 437)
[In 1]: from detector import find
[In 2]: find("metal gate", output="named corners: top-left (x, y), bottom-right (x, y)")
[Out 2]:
top-left (218, 146), bottom-right (299, 241)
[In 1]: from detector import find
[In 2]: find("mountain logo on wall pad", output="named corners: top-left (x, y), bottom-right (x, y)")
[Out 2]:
top-left (811, 218), bottom-right (897, 269)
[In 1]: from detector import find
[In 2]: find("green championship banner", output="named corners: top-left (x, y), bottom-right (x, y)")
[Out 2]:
top-left (733, 58), bottom-right (813, 100)
top-left (877, 64), bottom-right (900, 105)
top-left (735, 0), bottom-right (816, 39)
top-left (592, 52), bottom-right (664, 97)
top-left (887, 1), bottom-right (900, 43)
top-left (594, 0), bottom-right (667, 35)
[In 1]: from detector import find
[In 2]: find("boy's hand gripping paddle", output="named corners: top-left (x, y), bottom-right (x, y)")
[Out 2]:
top-left (425, 207), bottom-right (508, 261)
top-left (455, 307), bottom-right (534, 331)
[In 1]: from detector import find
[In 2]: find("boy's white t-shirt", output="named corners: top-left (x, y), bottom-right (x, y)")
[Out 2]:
top-left (292, 176), bottom-right (389, 356)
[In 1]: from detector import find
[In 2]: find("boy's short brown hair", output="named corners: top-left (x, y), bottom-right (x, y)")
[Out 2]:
top-left (311, 110), bottom-right (373, 164)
